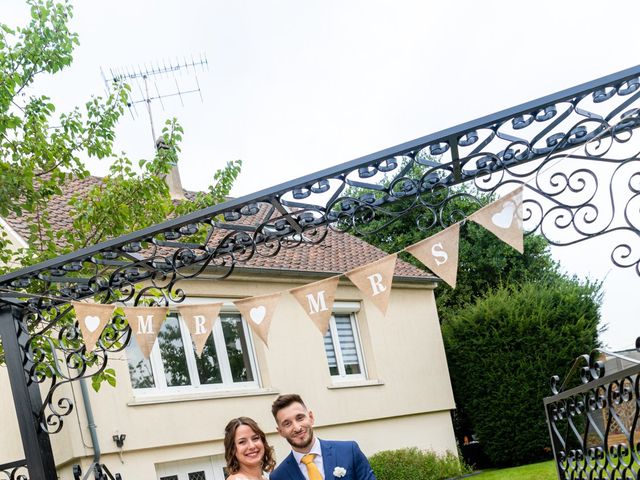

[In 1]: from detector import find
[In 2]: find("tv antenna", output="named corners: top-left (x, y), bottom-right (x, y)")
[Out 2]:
top-left (101, 54), bottom-right (208, 149)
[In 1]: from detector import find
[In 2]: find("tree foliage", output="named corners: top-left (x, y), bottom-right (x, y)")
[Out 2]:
top-left (0, 1), bottom-right (243, 392)
top-left (0, 0), bottom-right (242, 272)
top-left (358, 185), bottom-right (561, 322)
top-left (442, 280), bottom-right (602, 466)
top-left (350, 165), bottom-right (603, 467)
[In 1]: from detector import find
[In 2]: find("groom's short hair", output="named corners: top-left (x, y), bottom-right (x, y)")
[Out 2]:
top-left (271, 393), bottom-right (306, 419)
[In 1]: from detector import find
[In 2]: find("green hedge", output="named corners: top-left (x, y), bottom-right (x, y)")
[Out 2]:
top-left (369, 448), bottom-right (470, 480)
top-left (442, 280), bottom-right (601, 467)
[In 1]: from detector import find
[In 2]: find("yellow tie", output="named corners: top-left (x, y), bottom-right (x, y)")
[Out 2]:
top-left (301, 453), bottom-right (323, 480)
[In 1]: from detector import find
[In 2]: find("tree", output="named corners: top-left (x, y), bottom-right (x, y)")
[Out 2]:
top-left (442, 280), bottom-right (601, 466)
top-left (0, 1), bottom-right (242, 391)
top-left (353, 183), bottom-right (562, 322)
top-left (0, 0), bottom-right (241, 271)
top-left (348, 167), bottom-right (603, 466)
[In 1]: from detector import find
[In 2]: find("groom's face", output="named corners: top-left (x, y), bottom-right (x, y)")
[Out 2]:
top-left (275, 401), bottom-right (315, 452)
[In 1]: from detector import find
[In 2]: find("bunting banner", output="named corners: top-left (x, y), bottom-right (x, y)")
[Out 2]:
top-left (469, 186), bottom-right (524, 253)
top-left (122, 307), bottom-right (169, 359)
top-left (234, 293), bottom-right (281, 346)
top-left (177, 303), bottom-right (223, 357)
top-left (345, 254), bottom-right (397, 315)
top-left (405, 223), bottom-right (461, 288)
top-left (72, 302), bottom-right (116, 352)
top-left (290, 276), bottom-right (340, 335)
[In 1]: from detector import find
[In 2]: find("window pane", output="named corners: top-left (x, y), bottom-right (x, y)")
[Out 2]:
top-left (195, 334), bottom-right (223, 385)
top-left (188, 472), bottom-right (206, 480)
top-left (335, 314), bottom-right (361, 375)
top-left (160, 476), bottom-right (178, 480)
top-left (221, 314), bottom-right (254, 382)
top-left (126, 337), bottom-right (156, 388)
top-left (158, 315), bottom-right (190, 386)
top-left (323, 330), bottom-right (339, 376)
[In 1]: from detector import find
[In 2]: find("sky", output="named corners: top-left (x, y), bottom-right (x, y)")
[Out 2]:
top-left (4, 0), bottom-right (640, 350)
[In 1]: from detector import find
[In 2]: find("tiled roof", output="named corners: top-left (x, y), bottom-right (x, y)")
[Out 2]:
top-left (3, 176), bottom-right (433, 280)
top-left (5, 175), bottom-right (104, 245)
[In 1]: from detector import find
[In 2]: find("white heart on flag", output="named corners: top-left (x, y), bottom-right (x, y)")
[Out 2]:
top-left (491, 201), bottom-right (515, 229)
top-left (84, 315), bottom-right (101, 333)
top-left (250, 306), bottom-right (266, 325)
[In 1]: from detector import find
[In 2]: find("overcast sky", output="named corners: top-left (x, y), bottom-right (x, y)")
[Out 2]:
top-left (5, 0), bottom-right (640, 350)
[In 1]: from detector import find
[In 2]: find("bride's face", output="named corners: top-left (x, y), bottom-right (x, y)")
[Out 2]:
top-left (234, 424), bottom-right (265, 469)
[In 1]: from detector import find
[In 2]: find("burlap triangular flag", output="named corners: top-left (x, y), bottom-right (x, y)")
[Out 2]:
top-left (234, 293), bottom-right (281, 346)
top-left (405, 223), bottom-right (461, 288)
top-left (122, 307), bottom-right (169, 359)
top-left (345, 254), bottom-right (397, 316)
top-left (72, 302), bottom-right (116, 352)
top-left (469, 186), bottom-right (524, 253)
top-left (177, 303), bottom-right (222, 357)
top-left (290, 276), bottom-right (340, 335)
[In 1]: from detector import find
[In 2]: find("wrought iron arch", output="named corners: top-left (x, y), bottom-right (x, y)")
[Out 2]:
top-left (1, 65), bottom-right (639, 479)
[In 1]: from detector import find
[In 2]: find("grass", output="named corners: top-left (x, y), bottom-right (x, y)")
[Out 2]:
top-left (471, 460), bottom-right (557, 479)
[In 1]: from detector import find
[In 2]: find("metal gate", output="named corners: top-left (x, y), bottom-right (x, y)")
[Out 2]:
top-left (545, 345), bottom-right (640, 479)
top-left (1, 65), bottom-right (639, 478)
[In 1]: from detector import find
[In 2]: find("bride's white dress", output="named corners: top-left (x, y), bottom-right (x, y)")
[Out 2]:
top-left (230, 475), bottom-right (268, 480)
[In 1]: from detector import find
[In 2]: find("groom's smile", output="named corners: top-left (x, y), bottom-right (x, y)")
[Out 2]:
top-left (275, 401), bottom-right (316, 452)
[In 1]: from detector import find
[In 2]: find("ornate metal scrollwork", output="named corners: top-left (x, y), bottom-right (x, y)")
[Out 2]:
top-left (0, 460), bottom-right (29, 480)
top-left (545, 341), bottom-right (640, 479)
top-left (0, 65), bottom-right (637, 459)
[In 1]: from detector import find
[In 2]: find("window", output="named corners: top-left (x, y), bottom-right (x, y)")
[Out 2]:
top-left (156, 456), bottom-right (226, 480)
top-left (127, 308), bottom-right (259, 394)
top-left (323, 311), bottom-right (366, 381)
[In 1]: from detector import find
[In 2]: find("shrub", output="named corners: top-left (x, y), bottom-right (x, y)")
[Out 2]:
top-left (442, 279), bottom-right (601, 467)
top-left (368, 447), bottom-right (470, 480)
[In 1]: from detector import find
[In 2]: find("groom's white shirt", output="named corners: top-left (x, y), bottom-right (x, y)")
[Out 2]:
top-left (291, 437), bottom-right (325, 480)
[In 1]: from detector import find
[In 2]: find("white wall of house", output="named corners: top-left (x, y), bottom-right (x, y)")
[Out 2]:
top-left (0, 271), bottom-right (457, 479)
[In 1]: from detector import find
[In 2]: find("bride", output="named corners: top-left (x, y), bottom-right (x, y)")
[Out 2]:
top-left (224, 417), bottom-right (276, 480)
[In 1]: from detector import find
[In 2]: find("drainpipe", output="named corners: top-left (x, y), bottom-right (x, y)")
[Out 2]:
top-left (79, 378), bottom-right (100, 464)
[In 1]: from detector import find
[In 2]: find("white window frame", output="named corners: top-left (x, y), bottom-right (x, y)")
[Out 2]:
top-left (156, 455), bottom-right (227, 480)
top-left (130, 300), bottom-right (261, 396)
top-left (325, 302), bottom-right (367, 382)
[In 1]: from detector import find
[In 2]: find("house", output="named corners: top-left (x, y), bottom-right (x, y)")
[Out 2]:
top-left (0, 176), bottom-right (457, 479)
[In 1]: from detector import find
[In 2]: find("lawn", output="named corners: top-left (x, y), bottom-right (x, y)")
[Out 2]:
top-left (471, 460), bottom-right (557, 479)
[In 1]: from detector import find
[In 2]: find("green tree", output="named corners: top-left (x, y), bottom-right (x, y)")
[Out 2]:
top-left (0, 1), bottom-right (242, 391)
top-left (347, 164), bottom-right (603, 467)
top-left (0, 0), bottom-right (241, 270)
top-left (442, 280), bottom-right (601, 466)
top-left (354, 183), bottom-right (561, 322)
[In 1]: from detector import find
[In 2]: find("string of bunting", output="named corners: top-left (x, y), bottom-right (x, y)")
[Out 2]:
top-left (73, 186), bottom-right (524, 358)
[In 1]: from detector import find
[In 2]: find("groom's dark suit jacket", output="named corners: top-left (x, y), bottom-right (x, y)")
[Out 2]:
top-left (270, 439), bottom-right (376, 480)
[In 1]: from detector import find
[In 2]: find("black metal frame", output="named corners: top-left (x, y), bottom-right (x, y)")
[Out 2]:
top-left (1, 65), bottom-right (639, 479)
top-left (544, 344), bottom-right (640, 479)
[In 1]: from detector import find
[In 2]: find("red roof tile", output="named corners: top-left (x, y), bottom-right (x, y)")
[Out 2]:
top-left (4, 176), bottom-right (433, 281)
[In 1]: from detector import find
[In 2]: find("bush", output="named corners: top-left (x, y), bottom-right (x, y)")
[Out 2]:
top-left (442, 279), bottom-right (601, 467)
top-left (368, 448), bottom-right (470, 480)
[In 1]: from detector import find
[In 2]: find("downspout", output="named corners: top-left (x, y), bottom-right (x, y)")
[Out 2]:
top-left (79, 378), bottom-right (100, 464)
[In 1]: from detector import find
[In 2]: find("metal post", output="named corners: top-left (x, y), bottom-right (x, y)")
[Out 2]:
top-left (544, 402), bottom-right (564, 480)
top-left (0, 306), bottom-right (58, 479)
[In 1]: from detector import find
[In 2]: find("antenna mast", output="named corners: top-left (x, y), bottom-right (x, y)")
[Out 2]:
top-left (101, 54), bottom-right (208, 149)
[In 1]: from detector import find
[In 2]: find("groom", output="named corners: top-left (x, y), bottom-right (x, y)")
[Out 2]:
top-left (270, 394), bottom-right (376, 480)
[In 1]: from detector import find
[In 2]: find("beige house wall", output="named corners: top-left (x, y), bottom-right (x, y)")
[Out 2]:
top-left (55, 411), bottom-right (457, 479)
top-left (0, 217), bottom-right (28, 269)
top-left (0, 272), bottom-right (458, 476)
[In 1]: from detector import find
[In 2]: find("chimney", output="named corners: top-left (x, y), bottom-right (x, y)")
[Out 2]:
top-left (165, 165), bottom-right (186, 200)
top-left (156, 136), bottom-right (185, 200)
